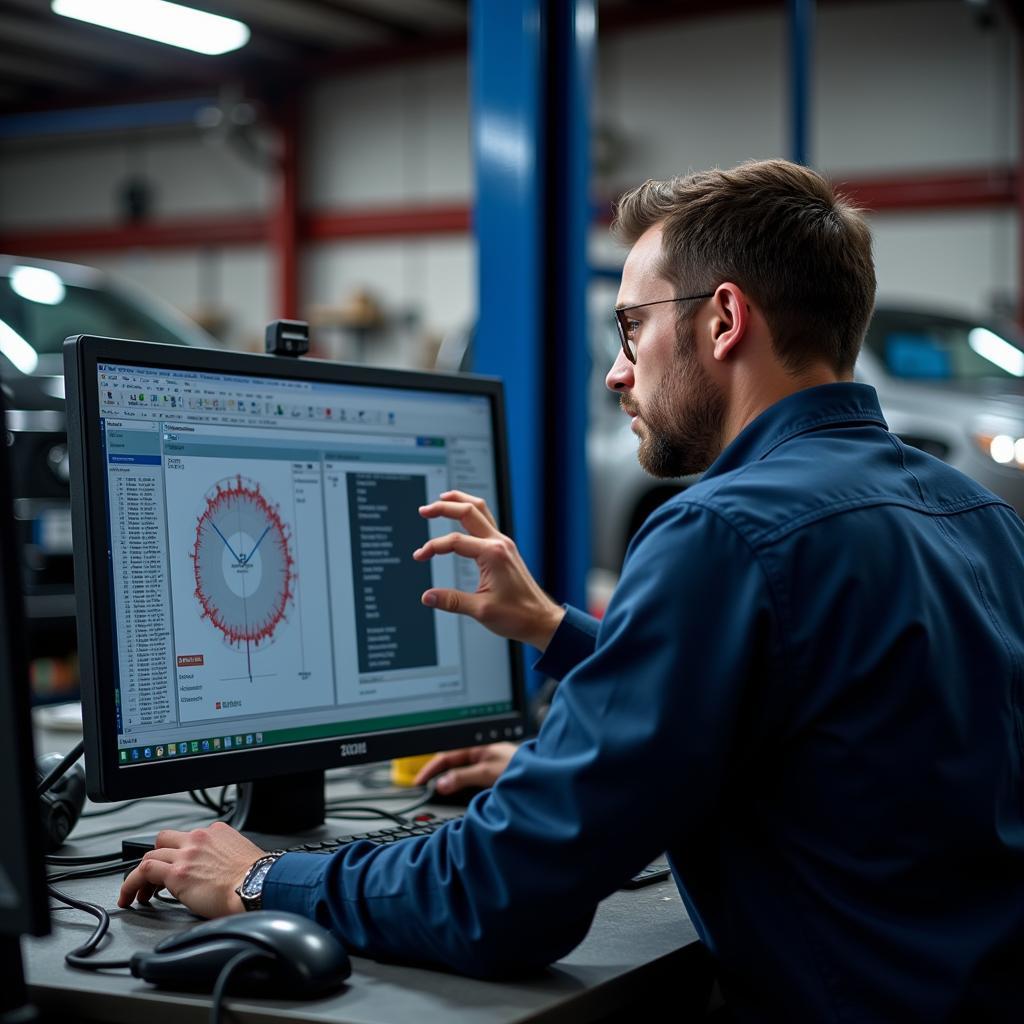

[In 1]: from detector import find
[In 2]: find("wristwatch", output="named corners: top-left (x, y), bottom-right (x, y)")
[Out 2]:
top-left (235, 852), bottom-right (284, 912)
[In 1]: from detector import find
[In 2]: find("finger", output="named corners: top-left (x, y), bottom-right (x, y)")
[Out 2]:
top-left (421, 587), bottom-right (484, 619)
top-left (413, 532), bottom-right (490, 562)
top-left (413, 749), bottom-right (475, 785)
top-left (435, 762), bottom-right (501, 795)
top-left (418, 501), bottom-right (498, 538)
top-left (437, 491), bottom-right (498, 529)
top-left (119, 858), bottom-right (172, 907)
top-left (154, 829), bottom-right (190, 849)
top-left (141, 848), bottom-right (177, 864)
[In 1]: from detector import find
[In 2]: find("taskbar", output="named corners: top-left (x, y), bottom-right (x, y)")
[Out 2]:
top-left (117, 700), bottom-right (516, 766)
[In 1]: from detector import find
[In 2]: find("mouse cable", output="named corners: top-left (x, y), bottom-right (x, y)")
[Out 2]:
top-left (36, 739), bottom-right (85, 797)
top-left (48, 886), bottom-right (132, 971)
top-left (47, 858), bottom-right (142, 884)
top-left (210, 948), bottom-right (275, 1024)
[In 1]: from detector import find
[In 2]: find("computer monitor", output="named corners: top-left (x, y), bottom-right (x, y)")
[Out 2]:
top-left (64, 335), bottom-right (526, 832)
top-left (0, 366), bottom-right (51, 1014)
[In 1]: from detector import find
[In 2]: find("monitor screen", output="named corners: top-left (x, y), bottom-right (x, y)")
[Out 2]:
top-left (66, 337), bottom-right (526, 805)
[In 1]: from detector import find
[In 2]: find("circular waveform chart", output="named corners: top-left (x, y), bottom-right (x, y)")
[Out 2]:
top-left (191, 476), bottom-right (295, 680)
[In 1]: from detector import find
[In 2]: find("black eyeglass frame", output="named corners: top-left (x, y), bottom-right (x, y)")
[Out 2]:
top-left (614, 293), bottom-right (715, 363)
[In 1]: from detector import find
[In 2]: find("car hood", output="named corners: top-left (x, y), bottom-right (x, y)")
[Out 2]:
top-left (875, 376), bottom-right (1023, 419)
top-left (2, 372), bottom-right (65, 414)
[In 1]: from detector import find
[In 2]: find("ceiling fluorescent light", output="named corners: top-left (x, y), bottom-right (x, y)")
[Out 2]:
top-left (52, 0), bottom-right (250, 56)
top-left (0, 319), bottom-right (39, 375)
top-left (968, 327), bottom-right (1024, 378)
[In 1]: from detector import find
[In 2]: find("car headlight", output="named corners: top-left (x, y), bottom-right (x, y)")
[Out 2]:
top-left (973, 432), bottom-right (1024, 470)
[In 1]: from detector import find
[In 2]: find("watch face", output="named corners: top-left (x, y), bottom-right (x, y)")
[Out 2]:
top-left (242, 859), bottom-right (274, 897)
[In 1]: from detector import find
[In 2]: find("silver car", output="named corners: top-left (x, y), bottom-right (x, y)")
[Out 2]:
top-left (590, 304), bottom-right (1024, 573)
top-left (0, 255), bottom-right (217, 635)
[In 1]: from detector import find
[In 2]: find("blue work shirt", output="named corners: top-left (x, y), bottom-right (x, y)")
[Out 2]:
top-left (264, 383), bottom-right (1024, 1021)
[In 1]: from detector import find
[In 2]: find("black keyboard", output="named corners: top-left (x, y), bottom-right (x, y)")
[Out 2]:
top-left (288, 813), bottom-right (671, 890)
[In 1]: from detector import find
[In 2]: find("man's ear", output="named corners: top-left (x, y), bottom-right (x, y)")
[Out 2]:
top-left (710, 283), bottom-right (749, 362)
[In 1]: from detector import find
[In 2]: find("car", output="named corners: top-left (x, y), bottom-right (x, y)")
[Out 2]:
top-left (590, 302), bottom-right (1024, 573)
top-left (0, 254), bottom-right (217, 687)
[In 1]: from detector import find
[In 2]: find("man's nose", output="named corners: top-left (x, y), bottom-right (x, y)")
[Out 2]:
top-left (605, 347), bottom-right (634, 392)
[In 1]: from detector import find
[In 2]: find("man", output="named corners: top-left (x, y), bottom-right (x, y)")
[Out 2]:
top-left (120, 160), bottom-right (1024, 1020)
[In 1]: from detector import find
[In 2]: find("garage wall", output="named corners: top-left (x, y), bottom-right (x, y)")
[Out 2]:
top-left (0, 0), bottom-right (1017, 355)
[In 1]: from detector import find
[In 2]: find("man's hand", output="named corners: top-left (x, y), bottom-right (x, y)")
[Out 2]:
top-left (414, 490), bottom-right (565, 651)
top-left (117, 820), bottom-right (266, 919)
top-left (414, 743), bottom-right (518, 795)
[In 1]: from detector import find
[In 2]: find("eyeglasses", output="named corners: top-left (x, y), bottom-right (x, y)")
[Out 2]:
top-left (614, 294), bottom-right (714, 363)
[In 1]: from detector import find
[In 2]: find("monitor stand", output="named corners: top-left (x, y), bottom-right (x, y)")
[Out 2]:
top-left (0, 937), bottom-right (40, 1023)
top-left (228, 769), bottom-right (326, 834)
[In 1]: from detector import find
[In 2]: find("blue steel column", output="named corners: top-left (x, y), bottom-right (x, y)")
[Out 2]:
top-left (546, 1), bottom-right (594, 613)
top-left (471, 0), bottom-right (545, 589)
top-left (472, 0), bottom-right (593, 690)
top-left (788, 0), bottom-right (815, 166)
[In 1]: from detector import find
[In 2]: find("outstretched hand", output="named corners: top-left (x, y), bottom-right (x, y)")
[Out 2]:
top-left (414, 491), bottom-right (564, 651)
top-left (414, 743), bottom-right (518, 795)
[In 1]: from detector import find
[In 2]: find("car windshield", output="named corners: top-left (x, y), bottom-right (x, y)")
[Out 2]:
top-left (865, 312), bottom-right (1024, 382)
top-left (0, 268), bottom-right (189, 363)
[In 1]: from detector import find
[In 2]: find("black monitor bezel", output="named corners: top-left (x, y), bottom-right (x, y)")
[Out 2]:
top-left (65, 334), bottom-right (526, 803)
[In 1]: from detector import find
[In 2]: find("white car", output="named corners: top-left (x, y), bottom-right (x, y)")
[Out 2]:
top-left (0, 254), bottom-right (217, 624)
top-left (589, 303), bottom-right (1024, 572)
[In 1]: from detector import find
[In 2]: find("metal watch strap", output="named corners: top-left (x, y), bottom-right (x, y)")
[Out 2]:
top-left (235, 851), bottom-right (283, 912)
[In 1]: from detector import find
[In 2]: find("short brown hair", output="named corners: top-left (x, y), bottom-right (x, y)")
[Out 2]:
top-left (612, 160), bottom-right (876, 374)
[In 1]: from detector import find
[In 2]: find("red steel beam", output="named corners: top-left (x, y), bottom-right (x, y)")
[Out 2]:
top-left (832, 167), bottom-right (1017, 212)
top-left (302, 204), bottom-right (471, 239)
top-left (0, 170), bottom-right (1014, 258)
top-left (0, 216), bottom-right (267, 254)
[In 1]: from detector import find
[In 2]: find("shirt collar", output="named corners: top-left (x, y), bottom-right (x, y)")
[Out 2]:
top-left (702, 382), bottom-right (888, 481)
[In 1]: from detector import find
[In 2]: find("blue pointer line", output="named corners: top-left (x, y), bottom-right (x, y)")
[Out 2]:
top-left (209, 520), bottom-right (242, 563)
top-left (241, 524), bottom-right (272, 565)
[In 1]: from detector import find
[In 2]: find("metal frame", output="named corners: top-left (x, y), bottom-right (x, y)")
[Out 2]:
top-left (471, 0), bottom-right (594, 658)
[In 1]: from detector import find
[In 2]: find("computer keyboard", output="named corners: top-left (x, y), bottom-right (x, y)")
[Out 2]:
top-left (289, 813), bottom-right (672, 889)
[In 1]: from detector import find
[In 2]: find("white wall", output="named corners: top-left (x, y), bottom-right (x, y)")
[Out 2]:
top-left (0, 1), bottom-right (1017, 350)
top-left (592, 1), bottom-right (1018, 316)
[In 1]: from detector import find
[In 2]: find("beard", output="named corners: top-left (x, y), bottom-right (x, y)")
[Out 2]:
top-left (622, 320), bottom-right (726, 478)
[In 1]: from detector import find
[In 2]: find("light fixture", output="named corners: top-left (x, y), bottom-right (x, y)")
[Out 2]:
top-left (974, 431), bottom-right (1024, 470)
top-left (0, 319), bottom-right (39, 375)
top-left (10, 266), bottom-right (66, 306)
top-left (967, 326), bottom-right (1024, 378)
top-left (52, 0), bottom-right (250, 56)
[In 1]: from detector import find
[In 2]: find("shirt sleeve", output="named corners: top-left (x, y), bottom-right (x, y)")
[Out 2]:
top-left (263, 499), bottom-right (778, 978)
top-left (533, 603), bottom-right (600, 679)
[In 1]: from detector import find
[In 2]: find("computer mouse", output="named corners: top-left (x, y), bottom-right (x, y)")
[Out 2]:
top-left (130, 911), bottom-right (351, 998)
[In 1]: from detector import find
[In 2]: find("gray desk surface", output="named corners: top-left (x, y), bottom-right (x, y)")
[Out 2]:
top-left (26, 725), bottom-right (705, 1024)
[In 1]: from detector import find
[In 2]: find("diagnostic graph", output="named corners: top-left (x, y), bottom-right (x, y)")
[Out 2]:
top-left (191, 475), bottom-right (295, 682)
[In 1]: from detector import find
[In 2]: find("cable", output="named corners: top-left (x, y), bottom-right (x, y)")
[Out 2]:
top-left (48, 886), bottom-right (131, 971)
top-left (322, 805), bottom-right (419, 826)
top-left (81, 795), bottom-right (208, 819)
top-left (47, 858), bottom-right (142, 884)
top-left (81, 799), bottom-right (149, 819)
top-left (210, 948), bottom-right (273, 1024)
top-left (36, 739), bottom-right (85, 796)
top-left (71, 810), bottom-right (205, 843)
top-left (46, 852), bottom-right (127, 866)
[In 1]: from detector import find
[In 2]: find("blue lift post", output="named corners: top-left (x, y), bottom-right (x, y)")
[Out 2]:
top-left (788, 0), bottom-right (815, 166)
top-left (471, 0), bottom-right (594, 690)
